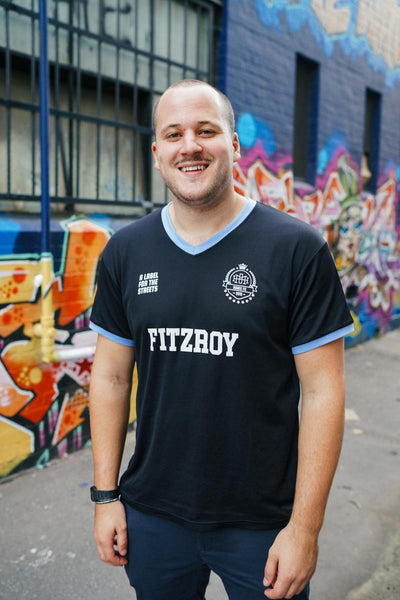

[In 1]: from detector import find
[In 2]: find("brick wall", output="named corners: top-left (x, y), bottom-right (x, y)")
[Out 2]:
top-left (219, 0), bottom-right (400, 346)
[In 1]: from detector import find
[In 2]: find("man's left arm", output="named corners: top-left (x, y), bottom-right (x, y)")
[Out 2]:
top-left (264, 337), bottom-right (346, 599)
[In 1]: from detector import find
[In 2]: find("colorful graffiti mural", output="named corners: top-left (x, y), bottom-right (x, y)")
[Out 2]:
top-left (1, 143), bottom-right (399, 479)
top-left (0, 218), bottom-right (137, 477)
top-left (235, 121), bottom-right (400, 343)
top-left (256, 0), bottom-right (400, 86)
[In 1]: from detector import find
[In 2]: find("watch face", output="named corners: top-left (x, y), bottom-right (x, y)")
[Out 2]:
top-left (90, 486), bottom-right (97, 501)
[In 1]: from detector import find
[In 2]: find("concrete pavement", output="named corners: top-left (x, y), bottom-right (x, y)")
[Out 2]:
top-left (1, 330), bottom-right (399, 600)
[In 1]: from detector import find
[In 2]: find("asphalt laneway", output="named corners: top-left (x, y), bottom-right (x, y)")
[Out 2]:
top-left (1, 330), bottom-right (399, 600)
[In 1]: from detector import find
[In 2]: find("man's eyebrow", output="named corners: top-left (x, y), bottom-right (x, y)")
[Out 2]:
top-left (160, 123), bottom-right (180, 134)
top-left (161, 123), bottom-right (180, 131)
top-left (160, 120), bottom-right (219, 135)
top-left (197, 120), bottom-right (218, 126)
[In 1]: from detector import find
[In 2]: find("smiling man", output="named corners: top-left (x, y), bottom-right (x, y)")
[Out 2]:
top-left (89, 80), bottom-right (354, 600)
top-left (152, 84), bottom-right (239, 211)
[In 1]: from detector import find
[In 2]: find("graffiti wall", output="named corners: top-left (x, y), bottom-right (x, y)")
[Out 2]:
top-left (1, 154), bottom-right (399, 480)
top-left (2, 0), bottom-right (400, 479)
top-left (0, 217), bottom-right (137, 478)
top-left (225, 2), bottom-right (400, 343)
top-left (234, 117), bottom-right (400, 345)
top-left (256, 0), bottom-right (400, 86)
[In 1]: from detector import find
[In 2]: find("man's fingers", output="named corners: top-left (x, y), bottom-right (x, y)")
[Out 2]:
top-left (264, 571), bottom-right (292, 599)
top-left (116, 524), bottom-right (128, 557)
top-left (263, 552), bottom-right (278, 589)
top-left (96, 536), bottom-right (113, 563)
top-left (264, 569), bottom-right (310, 599)
top-left (284, 568), bottom-right (312, 598)
top-left (95, 531), bottom-right (128, 566)
top-left (109, 552), bottom-right (128, 566)
top-left (285, 580), bottom-right (306, 599)
top-left (98, 538), bottom-right (128, 566)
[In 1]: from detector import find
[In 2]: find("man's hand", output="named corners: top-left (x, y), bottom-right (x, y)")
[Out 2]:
top-left (263, 522), bottom-right (318, 599)
top-left (94, 500), bottom-right (128, 566)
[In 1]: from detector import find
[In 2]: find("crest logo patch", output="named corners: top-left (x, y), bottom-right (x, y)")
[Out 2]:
top-left (222, 263), bottom-right (258, 304)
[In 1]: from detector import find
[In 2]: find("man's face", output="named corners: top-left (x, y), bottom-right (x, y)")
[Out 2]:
top-left (152, 85), bottom-right (240, 208)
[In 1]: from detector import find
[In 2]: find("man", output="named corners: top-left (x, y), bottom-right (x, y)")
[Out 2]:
top-left (89, 79), bottom-right (354, 600)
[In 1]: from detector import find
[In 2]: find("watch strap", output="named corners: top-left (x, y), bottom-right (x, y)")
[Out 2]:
top-left (90, 485), bottom-right (120, 503)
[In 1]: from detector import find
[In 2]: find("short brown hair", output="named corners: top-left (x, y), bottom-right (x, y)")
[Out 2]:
top-left (152, 79), bottom-right (235, 136)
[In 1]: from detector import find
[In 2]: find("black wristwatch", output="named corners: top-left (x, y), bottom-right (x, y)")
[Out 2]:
top-left (90, 485), bottom-right (120, 504)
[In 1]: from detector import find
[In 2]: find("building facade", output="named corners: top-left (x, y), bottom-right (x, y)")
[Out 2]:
top-left (220, 0), bottom-right (400, 346)
top-left (1, 0), bottom-right (399, 477)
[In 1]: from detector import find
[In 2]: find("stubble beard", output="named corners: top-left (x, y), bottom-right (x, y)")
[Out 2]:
top-left (164, 162), bottom-right (233, 209)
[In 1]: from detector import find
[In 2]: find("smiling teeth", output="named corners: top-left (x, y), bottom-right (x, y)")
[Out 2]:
top-left (181, 165), bottom-right (206, 172)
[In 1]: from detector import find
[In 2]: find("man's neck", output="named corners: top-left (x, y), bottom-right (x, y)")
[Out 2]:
top-left (168, 192), bottom-right (247, 247)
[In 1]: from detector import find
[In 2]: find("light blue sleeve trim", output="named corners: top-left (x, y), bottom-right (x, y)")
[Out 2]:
top-left (161, 198), bottom-right (256, 255)
top-left (291, 323), bottom-right (355, 355)
top-left (89, 321), bottom-right (135, 347)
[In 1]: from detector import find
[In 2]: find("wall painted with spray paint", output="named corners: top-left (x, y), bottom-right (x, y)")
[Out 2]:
top-left (2, 0), bottom-right (400, 477)
top-left (219, 0), bottom-right (400, 346)
top-left (233, 145), bottom-right (400, 343)
top-left (0, 216), bottom-right (138, 477)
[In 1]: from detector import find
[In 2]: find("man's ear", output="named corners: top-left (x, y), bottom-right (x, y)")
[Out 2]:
top-left (232, 132), bottom-right (241, 163)
top-left (152, 141), bottom-right (160, 170)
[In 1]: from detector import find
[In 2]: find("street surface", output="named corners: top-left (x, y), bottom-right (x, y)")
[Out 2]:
top-left (1, 330), bottom-right (399, 600)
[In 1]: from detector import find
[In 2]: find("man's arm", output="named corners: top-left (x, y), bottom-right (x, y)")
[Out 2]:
top-left (89, 334), bottom-right (135, 567)
top-left (264, 337), bottom-right (345, 599)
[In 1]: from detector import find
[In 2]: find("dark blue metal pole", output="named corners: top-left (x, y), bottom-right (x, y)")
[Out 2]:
top-left (39, 0), bottom-right (50, 254)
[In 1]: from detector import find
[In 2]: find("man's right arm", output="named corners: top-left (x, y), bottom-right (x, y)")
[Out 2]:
top-left (89, 334), bottom-right (135, 567)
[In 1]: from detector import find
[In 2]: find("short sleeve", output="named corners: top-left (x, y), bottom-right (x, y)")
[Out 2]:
top-left (89, 250), bottom-right (134, 347)
top-left (289, 243), bottom-right (354, 354)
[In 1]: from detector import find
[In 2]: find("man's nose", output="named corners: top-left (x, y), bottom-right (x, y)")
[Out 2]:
top-left (180, 131), bottom-right (202, 154)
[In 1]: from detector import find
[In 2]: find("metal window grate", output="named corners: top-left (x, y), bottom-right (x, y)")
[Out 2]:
top-left (0, 0), bottom-right (215, 215)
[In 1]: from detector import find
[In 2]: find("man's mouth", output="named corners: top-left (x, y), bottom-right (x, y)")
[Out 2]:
top-left (178, 164), bottom-right (208, 173)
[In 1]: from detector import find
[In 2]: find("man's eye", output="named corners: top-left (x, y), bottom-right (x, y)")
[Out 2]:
top-left (167, 132), bottom-right (180, 139)
top-left (199, 129), bottom-right (214, 135)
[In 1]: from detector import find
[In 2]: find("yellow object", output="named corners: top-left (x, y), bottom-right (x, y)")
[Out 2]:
top-left (0, 417), bottom-right (34, 477)
top-left (29, 367), bottom-right (43, 385)
top-left (349, 310), bottom-right (362, 337)
top-left (34, 253), bottom-right (56, 364)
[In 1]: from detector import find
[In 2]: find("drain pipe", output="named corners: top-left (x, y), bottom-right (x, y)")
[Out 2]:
top-left (37, 0), bottom-right (56, 363)
top-left (39, 0), bottom-right (50, 257)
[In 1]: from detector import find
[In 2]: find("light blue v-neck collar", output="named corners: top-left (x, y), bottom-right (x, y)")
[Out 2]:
top-left (161, 198), bottom-right (256, 256)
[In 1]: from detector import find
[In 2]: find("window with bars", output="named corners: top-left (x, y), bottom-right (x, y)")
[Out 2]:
top-left (0, 0), bottom-right (217, 216)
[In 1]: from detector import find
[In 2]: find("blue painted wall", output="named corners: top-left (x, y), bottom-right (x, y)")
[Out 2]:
top-left (219, 0), bottom-right (400, 176)
top-left (217, 0), bottom-right (400, 346)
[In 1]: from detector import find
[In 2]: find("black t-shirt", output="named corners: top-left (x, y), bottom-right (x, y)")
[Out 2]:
top-left (90, 199), bottom-right (354, 530)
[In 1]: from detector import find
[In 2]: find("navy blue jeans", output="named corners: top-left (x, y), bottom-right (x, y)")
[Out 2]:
top-left (123, 504), bottom-right (310, 600)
